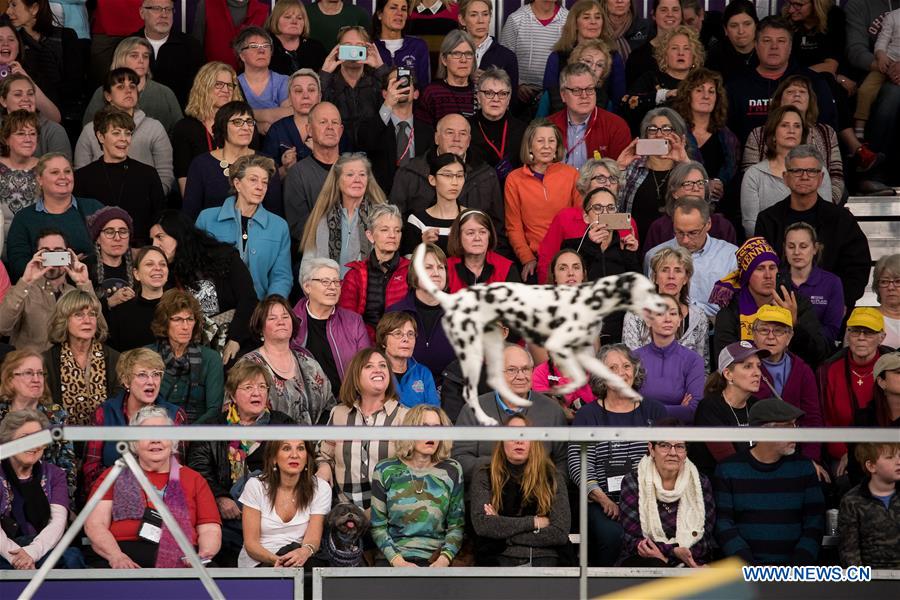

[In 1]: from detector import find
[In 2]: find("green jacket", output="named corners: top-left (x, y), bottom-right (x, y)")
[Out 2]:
top-left (147, 342), bottom-right (224, 424)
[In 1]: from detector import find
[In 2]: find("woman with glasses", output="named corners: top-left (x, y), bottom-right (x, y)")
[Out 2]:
top-left (265, 0), bottom-right (327, 76)
top-left (82, 348), bottom-right (186, 492)
top-left (402, 152), bottom-right (465, 256)
top-left (415, 30), bottom-right (476, 127)
top-left (375, 312), bottom-right (438, 408)
top-left (617, 422), bottom-right (715, 567)
top-left (320, 25), bottom-right (388, 148)
top-left (82, 36), bottom-right (183, 133)
top-left (243, 296), bottom-right (335, 425)
top-left (642, 161), bottom-right (736, 251)
top-left (196, 154), bottom-right (292, 300)
top-left (84, 207), bottom-right (135, 306)
top-left (616, 107), bottom-right (689, 246)
top-left (145, 289), bottom-right (225, 425)
top-left (171, 62), bottom-right (243, 196)
top-left (505, 119), bottom-right (580, 282)
top-left (187, 360), bottom-right (295, 566)
top-left (0, 109), bottom-right (39, 243)
top-left (0, 351), bottom-right (77, 501)
top-left (74, 67), bottom-right (174, 195)
top-left (233, 27), bottom-right (292, 136)
top-left (468, 68), bottom-right (525, 185)
top-left (42, 289), bottom-right (120, 428)
top-left (183, 101), bottom-right (282, 219)
top-left (871, 255), bottom-right (900, 349)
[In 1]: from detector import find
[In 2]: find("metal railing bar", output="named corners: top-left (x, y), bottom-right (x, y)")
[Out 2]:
top-left (579, 443), bottom-right (588, 600)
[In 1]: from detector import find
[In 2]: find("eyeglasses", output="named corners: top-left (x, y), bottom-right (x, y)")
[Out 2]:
top-left (436, 171), bottom-right (465, 181)
top-left (13, 370), bottom-right (45, 379)
top-left (563, 86), bottom-right (596, 97)
top-left (754, 325), bottom-right (791, 338)
top-left (72, 309), bottom-right (98, 320)
top-left (645, 125), bottom-right (675, 136)
top-left (847, 327), bottom-right (881, 338)
top-left (654, 442), bottom-right (687, 454)
top-left (674, 228), bottom-right (705, 240)
top-left (478, 89), bottom-right (511, 100)
top-left (588, 203), bottom-right (616, 214)
top-left (388, 330), bottom-right (417, 340)
top-left (590, 174), bottom-right (617, 186)
top-left (242, 43), bottom-right (272, 52)
top-left (169, 316), bottom-right (196, 325)
top-left (100, 227), bottom-right (130, 239)
top-left (580, 59), bottom-right (608, 71)
top-left (229, 118), bottom-right (256, 128)
top-left (446, 50), bottom-right (474, 60)
top-left (877, 278), bottom-right (900, 288)
top-left (213, 81), bottom-right (237, 91)
top-left (237, 383), bottom-right (270, 393)
top-left (785, 0), bottom-right (810, 10)
top-left (142, 5), bottom-right (174, 14)
top-left (785, 167), bottom-right (821, 178)
top-left (310, 278), bottom-right (341, 288)
top-left (133, 370), bottom-right (164, 383)
top-left (503, 366), bottom-right (533, 377)
top-left (679, 179), bottom-right (708, 190)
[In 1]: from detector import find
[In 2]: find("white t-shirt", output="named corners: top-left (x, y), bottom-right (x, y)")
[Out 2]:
top-left (237, 476), bottom-right (332, 567)
top-left (146, 36), bottom-right (169, 58)
top-left (883, 314), bottom-right (900, 350)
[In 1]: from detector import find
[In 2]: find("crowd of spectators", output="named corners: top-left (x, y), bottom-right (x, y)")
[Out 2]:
top-left (0, 0), bottom-right (897, 576)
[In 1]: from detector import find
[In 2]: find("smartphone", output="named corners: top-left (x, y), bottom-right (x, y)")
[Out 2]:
top-left (595, 213), bottom-right (631, 230)
top-left (0, 64), bottom-right (9, 80)
top-left (42, 251), bottom-right (71, 267)
top-left (338, 45), bottom-right (366, 62)
top-left (397, 67), bottom-right (411, 89)
top-left (636, 138), bottom-right (669, 156)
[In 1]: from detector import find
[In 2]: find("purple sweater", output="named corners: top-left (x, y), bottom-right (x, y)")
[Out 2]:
top-left (635, 341), bottom-right (705, 424)
top-left (755, 351), bottom-right (823, 463)
top-left (375, 36), bottom-right (431, 89)
top-left (290, 298), bottom-right (370, 382)
top-left (791, 267), bottom-right (844, 347)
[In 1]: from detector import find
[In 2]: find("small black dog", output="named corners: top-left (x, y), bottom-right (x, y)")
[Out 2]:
top-left (318, 501), bottom-right (369, 567)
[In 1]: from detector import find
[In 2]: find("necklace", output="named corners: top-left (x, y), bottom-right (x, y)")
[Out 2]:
top-left (412, 476), bottom-right (426, 495)
top-left (726, 401), bottom-right (749, 426)
top-left (649, 169), bottom-right (670, 205)
top-left (850, 369), bottom-right (869, 387)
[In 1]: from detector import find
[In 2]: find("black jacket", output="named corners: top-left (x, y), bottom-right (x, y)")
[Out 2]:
top-left (132, 28), bottom-right (205, 107)
top-left (320, 65), bottom-right (391, 149)
top-left (43, 343), bottom-right (121, 408)
top-left (755, 196), bottom-right (872, 310)
top-left (356, 113), bottom-right (434, 195)
top-left (187, 410), bottom-right (294, 498)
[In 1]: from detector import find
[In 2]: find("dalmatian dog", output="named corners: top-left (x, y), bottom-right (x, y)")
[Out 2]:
top-left (413, 244), bottom-right (667, 425)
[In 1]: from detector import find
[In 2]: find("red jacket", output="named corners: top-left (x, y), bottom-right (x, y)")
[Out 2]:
top-left (447, 252), bottom-right (515, 292)
top-left (339, 257), bottom-right (410, 341)
top-left (204, 0), bottom-right (269, 69)
top-left (547, 107), bottom-right (632, 163)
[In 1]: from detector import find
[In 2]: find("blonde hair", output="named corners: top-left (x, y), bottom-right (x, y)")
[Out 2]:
top-left (394, 405), bottom-right (453, 462)
top-left (47, 289), bottom-right (108, 344)
top-left (488, 415), bottom-right (556, 515)
top-left (185, 62), bottom-right (243, 121)
top-left (0, 351), bottom-right (52, 406)
top-left (116, 348), bottom-right (166, 386)
top-left (112, 37), bottom-right (155, 78)
top-left (520, 119), bottom-right (563, 166)
top-left (299, 153), bottom-right (387, 252)
top-left (553, 0), bottom-right (609, 53)
top-left (266, 0), bottom-right (312, 37)
top-left (654, 26), bottom-right (705, 72)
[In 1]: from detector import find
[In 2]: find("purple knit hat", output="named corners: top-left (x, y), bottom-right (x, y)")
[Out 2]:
top-left (86, 206), bottom-right (133, 241)
top-left (736, 237), bottom-right (779, 287)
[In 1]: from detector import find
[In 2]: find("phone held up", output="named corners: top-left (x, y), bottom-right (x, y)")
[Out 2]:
top-left (41, 251), bottom-right (71, 268)
top-left (636, 138), bottom-right (669, 156)
top-left (338, 45), bottom-right (366, 62)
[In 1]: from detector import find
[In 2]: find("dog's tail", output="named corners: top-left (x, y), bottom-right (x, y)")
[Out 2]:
top-left (412, 243), bottom-right (452, 306)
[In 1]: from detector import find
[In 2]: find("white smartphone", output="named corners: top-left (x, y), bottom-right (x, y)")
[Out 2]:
top-left (42, 251), bottom-right (71, 267)
top-left (636, 138), bottom-right (669, 156)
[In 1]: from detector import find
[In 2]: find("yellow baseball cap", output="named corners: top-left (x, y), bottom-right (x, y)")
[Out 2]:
top-left (847, 307), bottom-right (885, 332)
top-left (753, 305), bottom-right (793, 328)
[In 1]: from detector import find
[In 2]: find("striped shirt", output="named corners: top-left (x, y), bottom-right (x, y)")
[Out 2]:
top-left (414, 80), bottom-right (475, 126)
top-left (317, 399), bottom-right (409, 509)
top-left (370, 457), bottom-right (465, 563)
top-left (499, 5), bottom-right (568, 87)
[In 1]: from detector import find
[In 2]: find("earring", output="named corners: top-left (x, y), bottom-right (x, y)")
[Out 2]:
top-left (528, 151), bottom-right (534, 161)
top-left (273, 464), bottom-right (278, 471)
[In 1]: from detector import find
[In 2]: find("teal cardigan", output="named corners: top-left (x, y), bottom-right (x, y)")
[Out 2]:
top-left (146, 342), bottom-right (225, 424)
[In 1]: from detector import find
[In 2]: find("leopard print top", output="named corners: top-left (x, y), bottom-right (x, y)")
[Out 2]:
top-left (59, 341), bottom-right (109, 426)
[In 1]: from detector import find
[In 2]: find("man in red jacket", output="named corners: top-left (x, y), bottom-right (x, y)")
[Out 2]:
top-left (548, 63), bottom-right (631, 169)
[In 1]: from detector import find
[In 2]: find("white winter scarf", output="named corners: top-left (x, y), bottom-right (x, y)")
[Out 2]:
top-left (637, 454), bottom-right (705, 549)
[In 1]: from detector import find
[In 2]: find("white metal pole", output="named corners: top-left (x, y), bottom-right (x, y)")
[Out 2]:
top-left (578, 443), bottom-right (588, 600)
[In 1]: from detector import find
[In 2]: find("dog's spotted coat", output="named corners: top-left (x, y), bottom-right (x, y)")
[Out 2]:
top-left (413, 245), bottom-right (667, 425)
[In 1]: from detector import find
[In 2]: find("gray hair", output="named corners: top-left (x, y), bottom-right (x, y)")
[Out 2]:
top-left (666, 160), bottom-right (708, 206)
top-left (576, 158), bottom-right (623, 196)
top-left (505, 343), bottom-right (535, 368)
top-left (477, 67), bottom-right (512, 92)
top-left (873, 254), bottom-right (900, 302)
top-left (590, 344), bottom-right (645, 399)
top-left (786, 144), bottom-right (824, 170)
top-left (672, 195), bottom-right (711, 223)
top-left (436, 30), bottom-right (476, 80)
top-left (288, 68), bottom-right (321, 90)
top-left (640, 107), bottom-right (688, 137)
top-left (299, 257), bottom-right (341, 284)
top-left (559, 61), bottom-right (596, 89)
top-left (366, 203), bottom-right (402, 231)
top-left (128, 405), bottom-right (174, 453)
top-left (232, 26), bottom-right (272, 56)
top-left (0, 408), bottom-right (49, 444)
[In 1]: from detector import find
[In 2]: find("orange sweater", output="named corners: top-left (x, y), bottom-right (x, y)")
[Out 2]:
top-left (504, 162), bottom-right (580, 265)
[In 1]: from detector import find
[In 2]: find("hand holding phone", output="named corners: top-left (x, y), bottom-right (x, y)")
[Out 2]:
top-left (636, 139), bottom-right (669, 156)
top-left (41, 251), bottom-right (71, 267)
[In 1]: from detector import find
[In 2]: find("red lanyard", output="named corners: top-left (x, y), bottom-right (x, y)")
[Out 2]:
top-left (565, 108), bottom-right (596, 158)
top-left (204, 127), bottom-right (214, 152)
top-left (396, 125), bottom-right (415, 166)
top-left (477, 119), bottom-right (508, 160)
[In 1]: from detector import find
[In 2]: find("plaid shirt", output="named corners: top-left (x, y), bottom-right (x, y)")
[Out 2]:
top-left (317, 398), bottom-right (408, 510)
top-left (618, 469), bottom-right (716, 566)
top-left (83, 401), bottom-right (187, 494)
